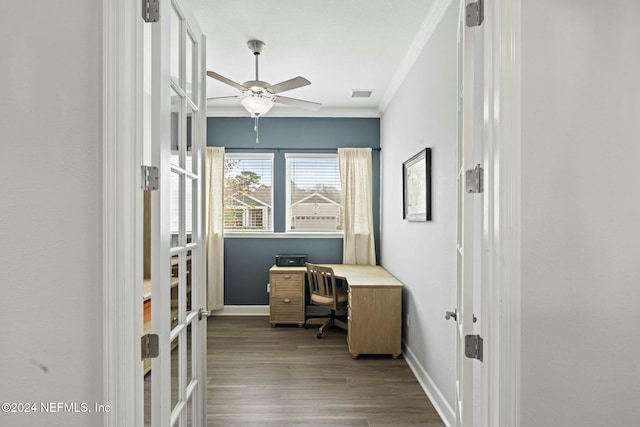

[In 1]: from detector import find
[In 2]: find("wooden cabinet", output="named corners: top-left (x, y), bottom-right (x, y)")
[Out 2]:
top-left (321, 264), bottom-right (403, 359)
top-left (269, 266), bottom-right (306, 327)
top-left (268, 264), bottom-right (403, 359)
top-left (347, 285), bottom-right (402, 359)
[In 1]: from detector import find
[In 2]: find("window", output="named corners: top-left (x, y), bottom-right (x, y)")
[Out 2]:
top-left (285, 153), bottom-right (343, 232)
top-left (223, 153), bottom-right (273, 232)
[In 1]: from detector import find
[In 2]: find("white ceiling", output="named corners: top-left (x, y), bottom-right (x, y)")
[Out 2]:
top-left (184, 0), bottom-right (437, 117)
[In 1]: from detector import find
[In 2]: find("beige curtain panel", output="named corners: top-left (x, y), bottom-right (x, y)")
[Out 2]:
top-left (338, 147), bottom-right (376, 265)
top-left (205, 147), bottom-right (225, 310)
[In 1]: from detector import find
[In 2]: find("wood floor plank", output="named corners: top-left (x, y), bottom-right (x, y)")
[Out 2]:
top-left (206, 316), bottom-right (445, 427)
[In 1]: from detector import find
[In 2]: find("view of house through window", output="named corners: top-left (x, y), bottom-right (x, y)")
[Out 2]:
top-left (285, 153), bottom-right (343, 232)
top-left (222, 152), bottom-right (343, 233)
top-left (223, 153), bottom-right (273, 231)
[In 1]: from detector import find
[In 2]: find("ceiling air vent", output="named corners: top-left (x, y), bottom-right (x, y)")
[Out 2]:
top-left (351, 90), bottom-right (374, 98)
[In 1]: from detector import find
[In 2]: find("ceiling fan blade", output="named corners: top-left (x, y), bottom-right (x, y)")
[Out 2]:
top-left (206, 71), bottom-right (248, 91)
top-left (207, 95), bottom-right (240, 101)
top-left (266, 76), bottom-right (311, 94)
top-left (274, 95), bottom-right (322, 111)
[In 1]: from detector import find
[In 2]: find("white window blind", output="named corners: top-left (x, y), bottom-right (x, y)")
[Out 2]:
top-left (285, 153), bottom-right (343, 232)
top-left (224, 153), bottom-right (273, 232)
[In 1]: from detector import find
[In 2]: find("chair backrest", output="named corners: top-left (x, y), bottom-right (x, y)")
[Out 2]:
top-left (306, 263), bottom-right (338, 303)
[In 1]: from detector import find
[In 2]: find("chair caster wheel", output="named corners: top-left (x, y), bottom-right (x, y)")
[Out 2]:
top-left (304, 324), bottom-right (309, 329)
top-left (317, 333), bottom-right (322, 339)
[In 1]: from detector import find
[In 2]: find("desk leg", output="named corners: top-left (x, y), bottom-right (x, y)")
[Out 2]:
top-left (351, 353), bottom-right (359, 359)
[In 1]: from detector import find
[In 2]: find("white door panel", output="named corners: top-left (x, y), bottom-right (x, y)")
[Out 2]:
top-left (455, 0), bottom-right (483, 426)
top-left (145, 1), bottom-right (207, 425)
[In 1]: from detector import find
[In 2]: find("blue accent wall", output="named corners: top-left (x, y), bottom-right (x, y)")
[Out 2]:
top-left (224, 238), bottom-right (344, 304)
top-left (208, 117), bottom-right (381, 305)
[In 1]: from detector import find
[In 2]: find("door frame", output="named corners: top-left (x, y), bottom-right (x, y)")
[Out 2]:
top-left (480, 0), bottom-right (522, 425)
top-left (103, 0), bottom-right (145, 425)
top-left (457, 0), bottom-right (523, 424)
top-left (456, 0), bottom-right (478, 424)
top-left (102, 0), bottom-right (523, 425)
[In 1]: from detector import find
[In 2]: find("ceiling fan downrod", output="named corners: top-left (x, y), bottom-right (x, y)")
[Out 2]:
top-left (247, 40), bottom-right (265, 81)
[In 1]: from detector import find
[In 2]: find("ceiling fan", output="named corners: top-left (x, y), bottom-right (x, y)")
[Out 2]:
top-left (207, 40), bottom-right (321, 143)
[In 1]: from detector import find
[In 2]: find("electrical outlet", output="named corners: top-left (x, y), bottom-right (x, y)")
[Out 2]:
top-left (267, 283), bottom-right (270, 293)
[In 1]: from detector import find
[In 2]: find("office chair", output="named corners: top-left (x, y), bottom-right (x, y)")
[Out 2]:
top-left (305, 263), bottom-right (348, 339)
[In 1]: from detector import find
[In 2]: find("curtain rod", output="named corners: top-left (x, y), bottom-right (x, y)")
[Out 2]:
top-left (220, 147), bottom-right (381, 152)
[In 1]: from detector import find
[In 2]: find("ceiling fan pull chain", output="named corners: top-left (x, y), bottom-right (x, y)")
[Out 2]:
top-left (254, 116), bottom-right (260, 144)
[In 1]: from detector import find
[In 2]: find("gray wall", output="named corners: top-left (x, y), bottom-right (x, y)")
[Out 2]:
top-left (0, 2), bottom-right (103, 426)
top-left (380, 2), bottom-right (458, 422)
top-left (521, 1), bottom-right (640, 426)
top-left (208, 117), bottom-right (380, 305)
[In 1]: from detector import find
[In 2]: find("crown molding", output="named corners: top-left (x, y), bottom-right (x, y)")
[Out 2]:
top-left (206, 104), bottom-right (381, 118)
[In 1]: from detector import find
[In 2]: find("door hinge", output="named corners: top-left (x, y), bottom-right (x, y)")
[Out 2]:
top-left (465, 0), bottom-right (484, 27)
top-left (141, 165), bottom-right (159, 191)
top-left (141, 333), bottom-right (159, 360)
top-left (142, 0), bottom-right (160, 23)
top-left (465, 334), bottom-right (483, 361)
top-left (198, 307), bottom-right (212, 320)
top-left (465, 164), bottom-right (484, 193)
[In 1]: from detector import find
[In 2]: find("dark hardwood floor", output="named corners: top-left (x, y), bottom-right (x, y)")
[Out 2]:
top-left (206, 316), bottom-right (444, 427)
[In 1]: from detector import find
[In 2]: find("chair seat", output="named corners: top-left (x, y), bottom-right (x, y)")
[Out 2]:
top-left (311, 288), bottom-right (348, 306)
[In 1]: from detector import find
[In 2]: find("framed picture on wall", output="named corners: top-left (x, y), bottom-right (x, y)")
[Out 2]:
top-left (402, 148), bottom-right (432, 221)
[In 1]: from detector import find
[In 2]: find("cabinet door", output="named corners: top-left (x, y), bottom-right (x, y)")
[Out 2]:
top-left (349, 287), bottom-right (402, 357)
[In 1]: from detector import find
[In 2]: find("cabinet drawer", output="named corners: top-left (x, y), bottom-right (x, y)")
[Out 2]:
top-left (271, 297), bottom-right (303, 313)
top-left (270, 297), bottom-right (303, 321)
top-left (271, 273), bottom-right (304, 296)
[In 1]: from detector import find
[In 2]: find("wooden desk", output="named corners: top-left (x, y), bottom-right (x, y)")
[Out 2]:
top-left (268, 264), bottom-right (404, 359)
top-left (323, 264), bottom-right (403, 359)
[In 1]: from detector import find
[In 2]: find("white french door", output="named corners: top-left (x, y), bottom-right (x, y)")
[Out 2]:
top-left (145, 1), bottom-right (207, 426)
top-left (455, 0), bottom-right (484, 425)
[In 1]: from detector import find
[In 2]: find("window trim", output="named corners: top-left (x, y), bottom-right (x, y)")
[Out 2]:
top-left (224, 231), bottom-right (343, 239)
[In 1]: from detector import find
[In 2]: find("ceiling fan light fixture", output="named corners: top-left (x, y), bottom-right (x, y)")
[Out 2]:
top-left (241, 95), bottom-right (274, 117)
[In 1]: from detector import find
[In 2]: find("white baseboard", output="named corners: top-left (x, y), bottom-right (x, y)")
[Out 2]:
top-left (212, 305), bottom-right (269, 316)
top-left (212, 305), bottom-right (332, 317)
top-left (403, 340), bottom-right (456, 427)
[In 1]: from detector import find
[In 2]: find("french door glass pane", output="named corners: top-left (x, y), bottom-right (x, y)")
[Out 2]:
top-left (144, 373), bottom-right (151, 426)
top-left (185, 105), bottom-right (194, 173)
top-left (186, 32), bottom-right (195, 101)
top-left (185, 249), bottom-right (193, 314)
top-left (170, 5), bottom-right (181, 82)
top-left (171, 337), bottom-right (180, 411)
top-left (170, 255), bottom-right (181, 330)
top-left (186, 322), bottom-right (193, 384)
top-left (186, 177), bottom-right (194, 244)
top-left (170, 171), bottom-right (181, 248)
top-left (171, 88), bottom-right (181, 167)
top-left (186, 395), bottom-right (194, 427)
